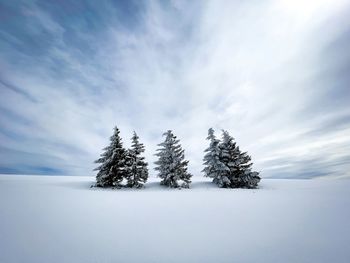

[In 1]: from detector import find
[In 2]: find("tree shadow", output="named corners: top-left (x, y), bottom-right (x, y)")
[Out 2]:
top-left (54, 177), bottom-right (262, 191)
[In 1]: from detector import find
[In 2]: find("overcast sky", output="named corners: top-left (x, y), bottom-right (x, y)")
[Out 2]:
top-left (1, 0), bottom-right (350, 178)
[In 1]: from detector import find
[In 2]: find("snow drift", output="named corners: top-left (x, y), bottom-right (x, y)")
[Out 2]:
top-left (0, 175), bottom-right (349, 263)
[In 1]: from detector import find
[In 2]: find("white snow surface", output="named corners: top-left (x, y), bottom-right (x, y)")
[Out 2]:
top-left (0, 175), bottom-right (349, 263)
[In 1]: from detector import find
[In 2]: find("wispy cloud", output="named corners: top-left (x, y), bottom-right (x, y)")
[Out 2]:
top-left (0, 0), bottom-right (349, 178)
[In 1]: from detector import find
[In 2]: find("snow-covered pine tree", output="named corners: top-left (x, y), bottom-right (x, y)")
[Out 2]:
top-left (202, 128), bottom-right (230, 187)
top-left (125, 131), bottom-right (149, 188)
top-left (94, 126), bottom-right (128, 188)
top-left (219, 130), bottom-right (260, 189)
top-left (154, 130), bottom-right (192, 188)
top-left (218, 130), bottom-right (241, 188)
top-left (231, 150), bottom-right (261, 189)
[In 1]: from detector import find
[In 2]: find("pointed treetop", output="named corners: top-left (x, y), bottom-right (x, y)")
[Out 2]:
top-left (132, 131), bottom-right (138, 140)
top-left (221, 130), bottom-right (234, 143)
top-left (207, 128), bottom-right (216, 140)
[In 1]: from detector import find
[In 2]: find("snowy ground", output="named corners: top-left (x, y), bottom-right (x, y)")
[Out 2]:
top-left (0, 175), bottom-right (349, 263)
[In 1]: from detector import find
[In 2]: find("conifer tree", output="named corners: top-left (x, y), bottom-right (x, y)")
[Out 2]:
top-left (125, 132), bottom-right (148, 188)
top-left (231, 150), bottom-right (260, 188)
top-left (218, 130), bottom-right (241, 187)
top-left (94, 126), bottom-right (128, 188)
top-left (219, 130), bottom-right (260, 188)
top-left (202, 128), bottom-right (230, 187)
top-left (154, 130), bottom-right (192, 188)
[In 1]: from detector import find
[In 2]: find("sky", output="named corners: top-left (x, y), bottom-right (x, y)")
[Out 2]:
top-left (0, 0), bottom-right (350, 178)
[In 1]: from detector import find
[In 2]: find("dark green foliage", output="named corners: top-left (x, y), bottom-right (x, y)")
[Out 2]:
top-left (125, 132), bottom-right (149, 188)
top-left (94, 126), bottom-right (128, 188)
top-left (154, 130), bottom-right (192, 188)
top-left (203, 128), bottom-right (260, 189)
top-left (219, 130), bottom-right (260, 188)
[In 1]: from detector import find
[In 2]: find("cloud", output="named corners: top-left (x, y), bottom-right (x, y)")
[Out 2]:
top-left (0, 0), bottom-right (349, 178)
